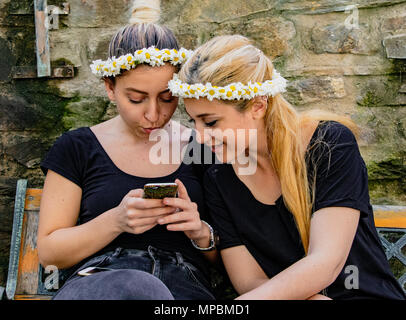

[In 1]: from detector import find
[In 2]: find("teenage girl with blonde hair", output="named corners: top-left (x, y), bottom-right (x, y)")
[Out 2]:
top-left (37, 0), bottom-right (217, 300)
top-left (168, 34), bottom-right (406, 300)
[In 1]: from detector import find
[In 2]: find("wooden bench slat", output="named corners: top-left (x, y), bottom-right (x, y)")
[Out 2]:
top-left (14, 294), bottom-right (52, 300)
top-left (16, 210), bottom-right (40, 295)
top-left (373, 205), bottom-right (406, 228)
top-left (24, 189), bottom-right (42, 211)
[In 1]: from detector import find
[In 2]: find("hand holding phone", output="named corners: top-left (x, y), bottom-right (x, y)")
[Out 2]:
top-left (115, 185), bottom-right (178, 236)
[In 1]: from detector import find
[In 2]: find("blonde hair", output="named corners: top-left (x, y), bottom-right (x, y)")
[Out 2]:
top-left (179, 35), bottom-right (359, 253)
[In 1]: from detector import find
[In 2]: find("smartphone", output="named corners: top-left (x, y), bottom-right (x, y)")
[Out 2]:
top-left (143, 182), bottom-right (178, 199)
top-left (77, 267), bottom-right (113, 276)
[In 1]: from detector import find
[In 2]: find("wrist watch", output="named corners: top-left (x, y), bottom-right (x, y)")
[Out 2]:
top-left (190, 220), bottom-right (218, 251)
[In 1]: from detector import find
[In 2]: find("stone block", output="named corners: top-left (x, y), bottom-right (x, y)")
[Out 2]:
top-left (0, 36), bottom-right (15, 81)
top-left (211, 17), bottom-right (296, 58)
top-left (50, 31), bottom-right (83, 67)
top-left (61, 0), bottom-right (132, 28)
top-left (383, 34), bottom-right (406, 59)
top-left (100, 101), bottom-right (119, 122)
top-left (0, 176), bottom-right (18, 197)
top-left (2, 134), bottom-right (49, 169)
top-left (286, 76), bottom-right (346, 105)
top-left (0, 95), bottom-right (42, 131)
top-left (381, 14), bottom-right (406, 33)
top-left (309, 23), bottom-right (378, 55)
top-left (356, 75), bottom-right (406, 107)
top-left (162, 0), bottom-right (271, 25)
top-left (277, 0), bottom-right (406, 15)
top-left (87, 28), bottom-right (117, 62)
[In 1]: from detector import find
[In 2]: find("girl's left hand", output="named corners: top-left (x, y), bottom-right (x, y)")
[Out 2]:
top-left (157, 179), bottom-right (208, 242)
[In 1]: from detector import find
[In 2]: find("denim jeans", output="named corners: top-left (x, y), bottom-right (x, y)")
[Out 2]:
top-left (52, 246), bottom-right (215, 300)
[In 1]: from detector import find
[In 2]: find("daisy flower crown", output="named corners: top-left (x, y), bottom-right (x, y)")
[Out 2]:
top-left (168, 70), bottom-right (288, 101)
top-left (90, 47), bottom-right (194, 78)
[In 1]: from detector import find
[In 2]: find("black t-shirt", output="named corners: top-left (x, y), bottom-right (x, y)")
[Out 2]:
top-left (204, 120), bottom-right (406, 300)
top-left (40, 126), bottom-right (212, 275)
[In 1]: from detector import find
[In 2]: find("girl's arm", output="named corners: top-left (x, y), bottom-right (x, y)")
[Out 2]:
top-left (221, 206), bottom-right (360, 300)
top-left (37, 170), bottom-right (175, 269)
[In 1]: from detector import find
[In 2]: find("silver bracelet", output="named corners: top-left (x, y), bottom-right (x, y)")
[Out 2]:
top-left (190, 220), bottom-right (216, 251)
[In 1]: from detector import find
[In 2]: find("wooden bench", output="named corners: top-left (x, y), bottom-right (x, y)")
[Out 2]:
top-left (1, 179), bottom-right (406, 300)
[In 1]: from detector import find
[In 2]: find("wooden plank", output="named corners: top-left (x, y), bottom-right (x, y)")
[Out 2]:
top-left (25, 189), bottom-right (42, 211)
top-left (15, 210), bottom-right (40, 295)
top-left (5, 180), bottom-right (27, 300)
top-left (14, 294), bottom-right (52, 300)
top-left (373, 205), bottom-right (406, 228)
top-left (34, 0), bottom-right (51, 77)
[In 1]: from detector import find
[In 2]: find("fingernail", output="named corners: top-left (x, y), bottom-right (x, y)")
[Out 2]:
top-left (158, 219), bottom-right (164, 224)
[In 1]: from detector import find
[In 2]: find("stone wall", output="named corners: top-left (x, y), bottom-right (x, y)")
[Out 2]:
top-left (0, 0), bottom-right (405, 287)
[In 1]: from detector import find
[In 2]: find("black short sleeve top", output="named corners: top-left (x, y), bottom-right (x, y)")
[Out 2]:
top-left (40, 126), bottom-right (212, 274)
top-left (204, 121), bottom-right (406, 300)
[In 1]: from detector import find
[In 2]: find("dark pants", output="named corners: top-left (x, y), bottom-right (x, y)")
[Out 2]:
top-left (52, 246), bottom-right (215, 300)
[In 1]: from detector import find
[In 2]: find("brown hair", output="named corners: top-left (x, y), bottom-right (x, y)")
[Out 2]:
top-left (106, 0), bottom-right (179, 82)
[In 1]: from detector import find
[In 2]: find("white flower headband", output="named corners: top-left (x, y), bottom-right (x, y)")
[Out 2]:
top-left (90, 47), bottom-right (194, 78)
top-left (168, 70), bottom-right (288, 101)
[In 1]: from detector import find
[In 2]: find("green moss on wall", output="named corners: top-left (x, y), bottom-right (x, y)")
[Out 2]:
top-left (14, 79), bottom-right (77, 134)
top-left (367, 155), bottom-right (406, 204)
top-left (357, 90), bottom-right (384, 108)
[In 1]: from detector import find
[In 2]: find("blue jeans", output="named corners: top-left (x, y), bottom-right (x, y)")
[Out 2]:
top-left (52, 246), bottom-right (215, 300)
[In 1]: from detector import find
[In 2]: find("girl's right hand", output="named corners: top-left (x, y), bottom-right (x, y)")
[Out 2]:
top-left (115, 189), bottom-right (177, 235)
